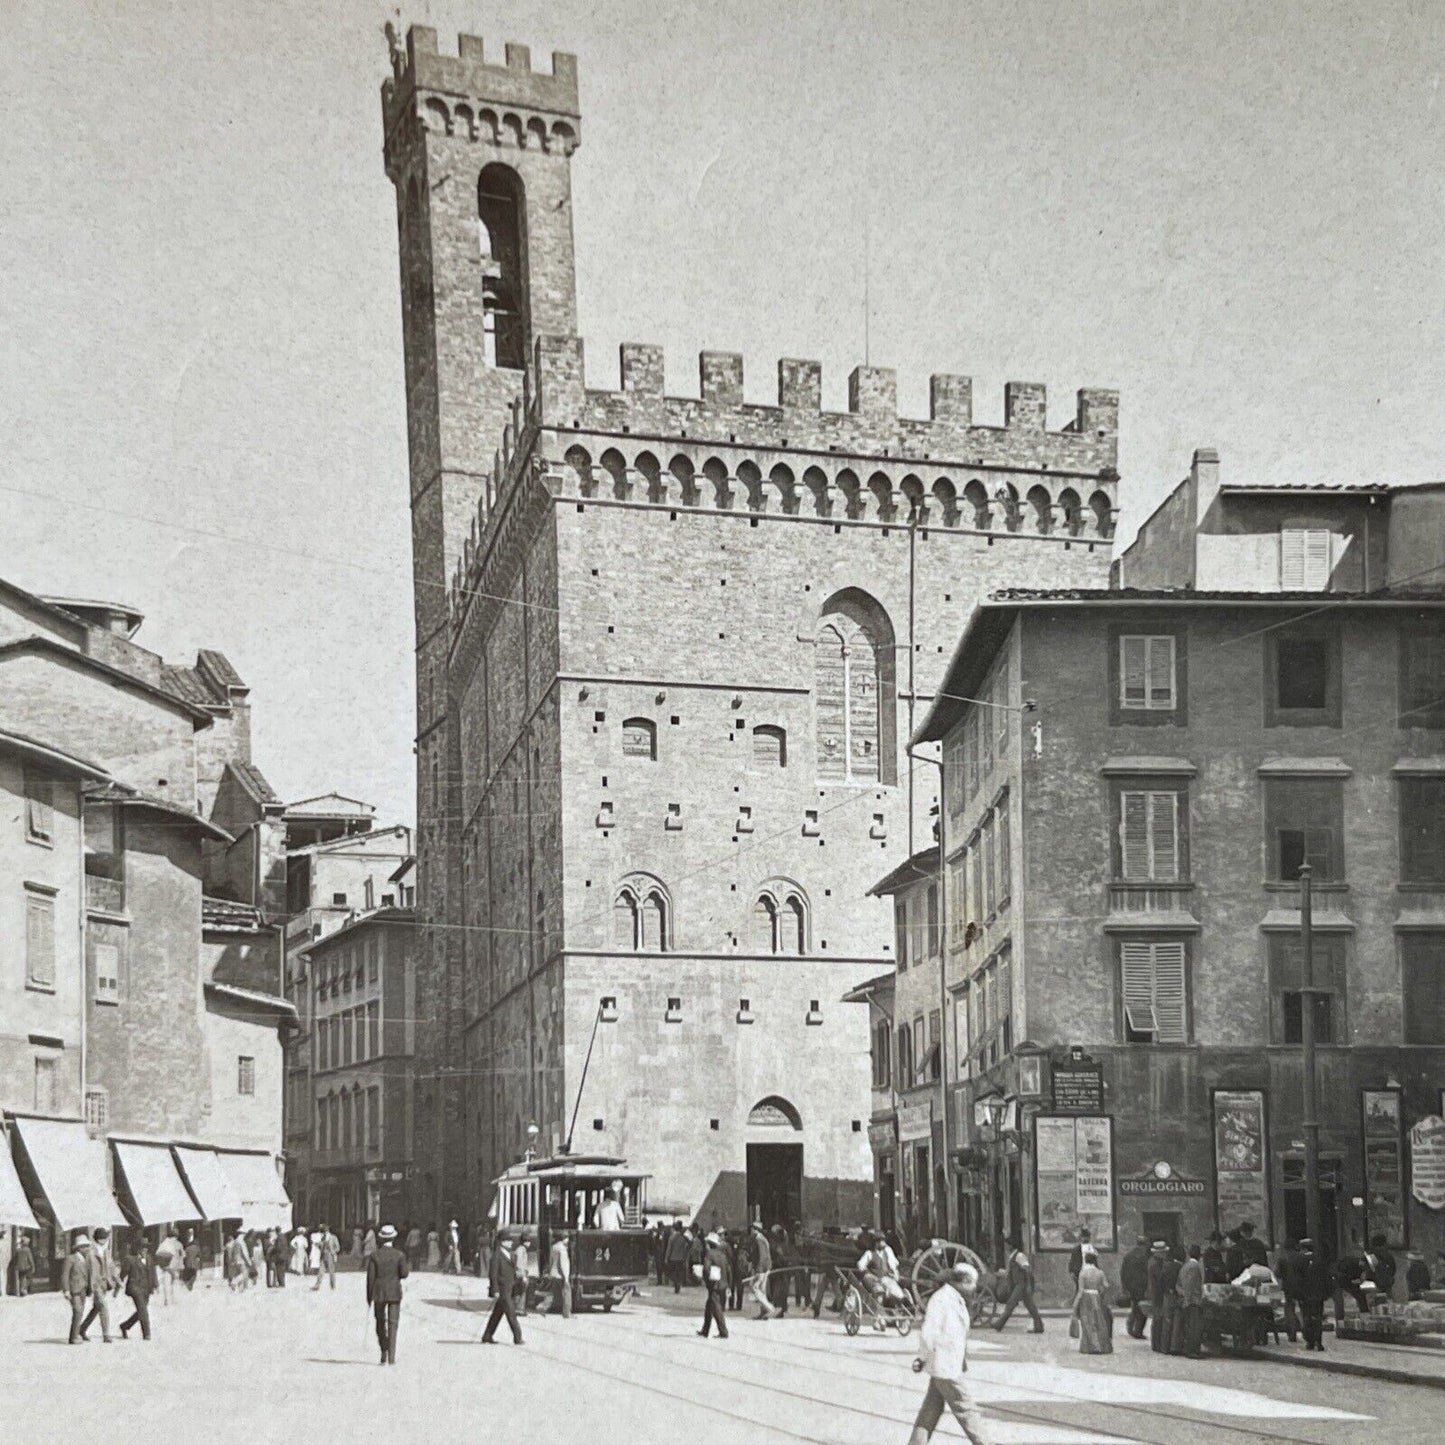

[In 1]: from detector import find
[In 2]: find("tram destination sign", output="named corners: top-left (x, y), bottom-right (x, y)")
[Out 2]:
top-left (1051, 1063), bottom-right (1105, 1115)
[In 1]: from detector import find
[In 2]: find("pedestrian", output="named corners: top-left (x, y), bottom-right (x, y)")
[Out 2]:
top-left (1405, 1251), bottom-right (1430, 1301)
top-left (907, 1262), bottom-right (995, 1445)
top-left (404, 1221), bottom-right (422, 1270)
top-left (247, 1231), bottom-right (263, 1288)
top-left (363, 1222), bottom-right (378, 1264)
top-left (696, 1231), bottom-right (730, 1339)
top-left (664, 1221), bottom-right (689, 1294)
top-left (1276, 1238), bottom-right (1303, 1343)
top-left (1368, 1234), bottom-right (1397, 1303)
top-left (992, 1236), bottom-right (1044, 1333)
top-left (1067, 1228), bottom-right (1092, 1290)
top-left (745, 1222), bottom-right (779, 1320)
top-left (768, 1224), bottom-right (791, 1316)
top-left (1070, 1246), bottom-right (1112, 1355)
top-left (119, 1238), bottom-right (159, 1341)
top-left (269, 1228), bottom-right (290, 1290)
top-left (726, 1231), bottom-right (744, 1312)
top-left (481, 1233), bottom-right (524, 1344)
top-left (443, 1219), bottom-right (463, 1274)
top-left (308, 1226), bottom-right (323, 1275)
top-left (366, 1223), bottom-right (409, 1365)
top-left (223, 1232), bottom-right (245, 1291)
top-left (1146, 1240), bottom-right (1170, 1352)
top-left (1334, 1248), bottom-right (1375, 1314)
top-left (314, 1223), bottom-right (339, 1290)
top-left (14, 1233), bottom-right (35, 1298)
top-left (79, 1227), bottom-right (121, 1341)
top-left (547, 1233), bottom-right (572, 1318)
top-left (289, 1227), bottom-right (308, 1277)
top-left (1175, 1245), bottom-right (1205, 1358)
top-left (1223, 1229), bottom-right (1245, 1283)
top-left (425, 1223), bottom-right (441, 1270)
top-left (1296, 1238), bottom-right (1329, 1351)
top-left (181, 1230), bottom-right (200, 1291)
top-left (1201, 1230), bottom-right (1228, 1284)
top-left (597, 1179), bottom-right (627, 1231)
top-left (1119, 1235), bottom-right (1149, 1339)
top-left (651, 1222), bottom-right (667, 1286)
top-left (1161, 1247), bottom-right (1183, 1354)
top-left (1237, 1221), bottom-right (1268, 1271)
top-left (789, 1221), bottom-right (813, 1311)
top-left (63, 1234), bottom-right (99, 1345)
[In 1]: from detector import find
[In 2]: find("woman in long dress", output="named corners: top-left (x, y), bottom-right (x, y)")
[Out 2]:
top-left (290, 1228), bottom-right (308, 1276)
top-left (425, 1224), bottom-right (441, 1269)
top-left (1072, 1246), bottom-right (1114, 1354)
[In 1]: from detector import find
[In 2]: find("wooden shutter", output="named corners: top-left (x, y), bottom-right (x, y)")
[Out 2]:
top-left (1147, 637), bottom-right (1175, 708)
top-left (1120, 942), bottom-right (1159, 1034)
top-left (25, 772), bottom-right (54, 842)
top-left (1282, 529), bottom-right (1331, 589)
top-left (983, 816), bottom-right (996, 913)
top-left (1120, 792), bottom-right (1152, 879)
top-left (1121, 636), bottom-right (1147, 707)
top-left (1152, 943), bottom-right (1187, 1041)
top-left (1304, 530), bottom-right (1331, 588)
top-left (1281, 528), bottom-right (1306, 588)
top-left (965, 713), bottom-right (979, 797)
top-left (997, 803), bottom-right (1012, 901)
top-left (1150, 792), bottom-right (1179, 880)
top-left (26, 894), bottom-right (55, 988)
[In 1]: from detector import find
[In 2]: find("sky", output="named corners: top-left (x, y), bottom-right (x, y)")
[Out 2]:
top-left (3, 0), bottom-right (1443, 826)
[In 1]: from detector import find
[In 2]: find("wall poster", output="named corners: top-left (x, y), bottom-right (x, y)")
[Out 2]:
top-left (1212, 1089), bottom-right (1271, 1238)
top-left (1033, 1115), bottom-right (1115, 1252)
top-left (1411, 1115), bottom-right (1445, 1212)
top-left (1361, 1089), bottom-right (1406, 1247)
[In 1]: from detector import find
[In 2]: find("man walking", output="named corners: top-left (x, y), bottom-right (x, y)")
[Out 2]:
top-left (908, 1262), bottom-right (995, 1445)
top-left (181, 1230), bottom-right (200, 1291)
top-left (697, 1231), bottom-right (730, 1339)
top-left (1276, 1238), bottom-right (1303, 1342)
top-left (1120, 1235), bottom-right (1149, 1339)
top-left (745, 1222), bottom-right (779, 1320)
top-left (1147, 1241), bottom-right (1170, 1352)
top-left (14, 1233), bottom-right (35, 1298)
top-left (366, 1223), bottom-right (409, 1365)
top-left (313, 1222), bottom-right (339, 1291)
top-left (1175, 1245), bottom-right (1204, 1358)
top-left (269, 1228), bottom-right (290, 1290)
top-left (992, 1237), bottom-right (1043, 1333)
top-left (546, 1233), bottom-right (572, 1318)
top-left (664, 1221), bottom-right (689, 1294)
top-left (482, 1233), bottom-right (524, 1345)
top-left (63, 1234), bottom-right (98, 1345)
top-left (154, 1228), bottom-right (182, 1306)
top-left (119, 1238), bottom-right (159, 1341)
top-left (442, 1219), bottom-right (463, 1275)
top-left (78, 1227), bottom-right (120, 1341)
top-left (1296, 1239), bottom-right (1329, 1352)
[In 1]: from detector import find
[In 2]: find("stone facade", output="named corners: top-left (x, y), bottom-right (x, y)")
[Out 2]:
top-left (381, 26), bottom-right (1120, 1227)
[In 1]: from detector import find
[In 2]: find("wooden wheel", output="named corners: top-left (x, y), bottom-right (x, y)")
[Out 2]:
top-left (910, 1240), bottom-right (987, 1304)
top-left (843, 1285), bottom-right (862, 1336)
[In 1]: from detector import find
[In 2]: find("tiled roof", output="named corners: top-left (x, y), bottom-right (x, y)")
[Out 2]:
top-left (196, 649), bottom-right (245, 690)
top-left (987, 587), bottom-right (1445, 603)
top-left (228, 759), bottom-right (281, 806)
top-left (202, 896), bottom-right (268, 933)
top-left (1218, 482), bottom-right (1392, 496)
top-left (159, 664), bottom-right (216, 706)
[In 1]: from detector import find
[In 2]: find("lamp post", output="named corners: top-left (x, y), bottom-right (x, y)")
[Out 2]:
top-left (983, 1094), bottom-right (1010, 1264)
top-left (1299, 865), bottom-right (1323, 1254)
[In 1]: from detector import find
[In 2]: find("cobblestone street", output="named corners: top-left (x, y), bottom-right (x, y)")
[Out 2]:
top-left (4, 1272), bottom-right (1437, 1445)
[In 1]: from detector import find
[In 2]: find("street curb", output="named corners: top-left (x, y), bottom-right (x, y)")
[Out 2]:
top-left (1256, 1348), bottom-right (1445, 1391)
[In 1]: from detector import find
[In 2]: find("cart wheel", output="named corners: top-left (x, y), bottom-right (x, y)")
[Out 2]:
top-left (911, 1241), bottom-right (988, 1305)
top-left (969, 1287), bottom-right (998, 1326)
top-left (602, 1300), bottom-right (614, 1313)
top-left (894, 1315), bottom-right (913, 1336)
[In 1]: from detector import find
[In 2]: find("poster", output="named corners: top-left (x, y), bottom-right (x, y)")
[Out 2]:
top-left (1362, 1090), bottom-right (1406, 1247)
top-left (1033, 1115), bottom-right (1115, 1251)
top-left (1213, 1089), bottom-right (1270, 1237)
top-left (1412, 1115), bottom-right (1445, 1211)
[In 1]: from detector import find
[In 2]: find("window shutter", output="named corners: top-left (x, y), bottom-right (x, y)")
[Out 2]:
top-left (1147, 637), bottom-right (1175, 708)
top-left (965, 713), bottom-right (979, 798)
top-left (1282, 529), bottom-right (1331, 589)
top-left (1152, 943), bottom-right (1187, 1041)
top-left (1120, 942), bottom-right (1159, 1034)
top-left (26, 895), bottom-right (56, 987)
top-left (997, 804), bottom-right (1012, 901)
top-left (1120, 793), bottom-right (1151, 879)
top-left (1402, 935), bottom-right (1445, 1045)
top-left (1304, 531), bottom-right (1331, 588)
top-left (1304, 827), bottom-right (1334, 880)
top-left (1281, 528), bottom-right (1306, 588)
top-left (1121, 637), bottom-right (1146, 707)
top-left (1150, 792), bottom-right (1179, 880)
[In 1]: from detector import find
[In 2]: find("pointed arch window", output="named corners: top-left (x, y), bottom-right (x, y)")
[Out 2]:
top-left (613, 875), bottom-right (671, 952)
top-left (753, 880), bottom-right (810, 955)
top-left (816, 591), bottom-right (896, 783)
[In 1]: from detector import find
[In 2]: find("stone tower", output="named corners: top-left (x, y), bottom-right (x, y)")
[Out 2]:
top-left (383, 25), bottom-right (1121, 1232)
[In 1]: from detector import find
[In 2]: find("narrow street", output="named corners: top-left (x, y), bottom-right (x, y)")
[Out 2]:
top-left (4, 1272), bottom-right (1435, 1445)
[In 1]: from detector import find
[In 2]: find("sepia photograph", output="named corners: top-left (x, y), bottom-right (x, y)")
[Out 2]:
top-left (2, 1), bottom-right (1445, 1440)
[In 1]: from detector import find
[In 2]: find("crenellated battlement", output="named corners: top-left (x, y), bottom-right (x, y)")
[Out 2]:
top-left (446, 333), bottom-right (1121, 630)
top-left (382, 24), bottom-right (580, 162)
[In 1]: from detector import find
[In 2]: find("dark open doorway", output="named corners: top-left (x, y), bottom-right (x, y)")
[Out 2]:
top-left (746, 1143), bottom-right (802, 1228)
top-left (1284, 1155), bottom-right (1343, 1262)
top-left (1142, 1211), bottom-right (1184, 1258)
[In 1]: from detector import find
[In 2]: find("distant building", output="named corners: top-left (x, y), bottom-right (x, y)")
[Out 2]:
top-left (910, 459), bottom-right (1445, 1300)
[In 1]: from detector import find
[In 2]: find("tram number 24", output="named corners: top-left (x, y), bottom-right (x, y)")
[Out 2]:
top-left (591, 1246), bottom-right (611, 1263)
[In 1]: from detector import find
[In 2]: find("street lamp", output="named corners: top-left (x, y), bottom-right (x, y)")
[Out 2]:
top-left (524, 1121), bottom-right (540, 1164)
top-left (981, 1094), bottom-right (1010, 1264)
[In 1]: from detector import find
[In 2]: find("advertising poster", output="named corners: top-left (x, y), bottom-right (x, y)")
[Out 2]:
top-left (1034, 1115), bottom-right (1115, 1251)
top-left (1362, 1090), bottom-right (1406, 1247)
top-left (1411, 1116), bottom-right (1445, 1211)
top-left (1213, 1089), bottom-right (1270, 1237)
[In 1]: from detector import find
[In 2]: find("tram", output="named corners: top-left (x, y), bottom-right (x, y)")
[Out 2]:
top-left (488, 1154), bottom-right (653, 1311)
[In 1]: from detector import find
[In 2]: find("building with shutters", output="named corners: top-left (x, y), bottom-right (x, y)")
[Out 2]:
top-left (378, 23), bottom-right (1122, 1230)
top-left (911, 452), bottom-right (1445, 1303)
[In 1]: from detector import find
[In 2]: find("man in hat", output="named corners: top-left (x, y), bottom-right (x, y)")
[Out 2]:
top-left (78, 1227), bottom-right (120, 1341)
top-left (1146, 1241), bottom-right (1171, 1352)
top-left (992, 1237), bottom-right (1043, 1334)
top-left (1119, 1235), bottom-right (1150, 1339)
top-left (13, 1233), bottom-right (35, 1298)
top-left (1202, 1231), bottom-right (1228, 1284)
top-left (908, 1261), bottom-right (994, 1444)
top-left (313, 1222), bottom-right (340, 1291)
top-left (63, 1234), bottom-right (100, 1345)
top-left (597, 1180), bottom-right (626, 1232)
top-left (119, 1237), bottom-right (159, 1341)
top-left (366, 1224), bottom-right (409, 1365)
top-left (697, 1231), bottom-right (731, 1339)
top-left (442, 1219), bottom-right (463, 1275)
top-left (1295, 1238), bottom-right (1329, 1351)
top-left (745, 1222), bottom-right (779, 1320)
top-left (482, 1232), bottom-right (524, 1344)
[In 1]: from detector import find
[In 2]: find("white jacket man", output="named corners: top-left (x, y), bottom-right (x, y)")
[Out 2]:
top-left (908, 1263), bottom-right (994, 1445)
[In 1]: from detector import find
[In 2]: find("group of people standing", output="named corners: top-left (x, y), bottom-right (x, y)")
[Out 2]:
top-left (655, 1218), bottom-right (815, 1328)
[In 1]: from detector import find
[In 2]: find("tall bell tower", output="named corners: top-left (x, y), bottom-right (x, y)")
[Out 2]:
top-left (381, 25), bottom-right (580, 1218)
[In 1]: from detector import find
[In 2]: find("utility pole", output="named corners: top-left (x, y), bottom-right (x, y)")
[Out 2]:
top-left (1300, 864), bottom-right (1323, 1252)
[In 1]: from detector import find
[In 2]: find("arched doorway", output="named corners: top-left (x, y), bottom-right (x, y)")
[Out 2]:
top-left (746, 1096), bottom-right (803, 1228)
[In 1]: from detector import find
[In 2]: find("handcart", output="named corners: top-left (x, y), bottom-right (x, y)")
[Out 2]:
top-left (837, 1265), bottom-right (921, 1336)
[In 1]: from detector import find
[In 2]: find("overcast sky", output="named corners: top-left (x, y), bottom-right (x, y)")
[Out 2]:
top-left (3, 0), bottom-right (1443, 825)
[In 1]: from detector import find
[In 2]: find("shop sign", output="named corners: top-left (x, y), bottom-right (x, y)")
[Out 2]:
top-left (898, 1096), bottom-right (933, 1142)
top-left (1033, 1114), bottom-right (1115, 1251)
top-left (1362, 1090), bottom-right (1405, 1246)
top-left (1212, 1089), bottom-right (1270, 1237)
top-left (1411, 1115), bottom-right (1445, 1211)
top-left (867, 1119), bottom-right (896, 1152)
top-left (1050, 1063), bottom-right (1104, 1115)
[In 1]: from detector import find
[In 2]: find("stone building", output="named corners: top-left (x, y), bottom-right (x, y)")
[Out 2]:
top-left (380, 25), bottom-right (1121, 1228)
top-left (912, 455), bottom-right (1445, 1301)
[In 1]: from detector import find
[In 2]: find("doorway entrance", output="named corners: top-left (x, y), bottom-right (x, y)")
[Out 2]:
top-left (1283, 1155), bottom-right (1343, 1263)
top-left (1142, 1211), bottom-right (1184, 1258)
top-left (746, 1144), bottom-right (802, 1227)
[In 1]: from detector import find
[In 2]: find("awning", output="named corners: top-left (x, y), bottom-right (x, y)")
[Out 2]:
top-left (11, 1117), bottom-right (124, 1231)
top-left (215, 1151), bottom-right (291, 1233)
top-left (112, 1140), bottom-right (204, 1225)
top-left (173, 1146), bottom-right (243, 1222)
top-left (0, 1136), bottom-right (39, 1228)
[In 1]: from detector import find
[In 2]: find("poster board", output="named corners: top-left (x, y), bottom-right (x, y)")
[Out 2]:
top-left (1361, 1089), bottom-right (1406, 1247)
top-left (1212, 1089), bottom-right (1271, 1239)
top-left (1411, 1115), bottom-right (1445, 1211)
top-left (1033, 1115), bottom-right (1115, 1251)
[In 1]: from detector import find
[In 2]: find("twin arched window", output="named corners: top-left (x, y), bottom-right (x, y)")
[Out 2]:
top-left (613, 874), bottom-right (670, 952)
top-left (816, 591), bottom-right (896, 784)
top-left (751, 881), bottom-right (809, 955)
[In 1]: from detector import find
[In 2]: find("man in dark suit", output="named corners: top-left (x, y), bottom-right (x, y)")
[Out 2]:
top-left (78, 1227), bottom-right (120, 1342)
top-left (482, 1233), bottom-right (524, 1344)
top-left (1067, 1227), bottom-right (1093, 1291)
top-left (1120, 1235), bottom-right (1150, 1339)
top-left (1296, 1239), bottom-right (1329, 1351)
top-left (366, 1223), bottom-right (409, 1365)
top-left (696, 1231), bottom-right (731, 1339)
top-left (119, 1240), bottom-right (159, 1341)
top-left (63, 1235), bottom-right (98, 1344)
top-left (1146, 1241), bottom-right (1170, 1352)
